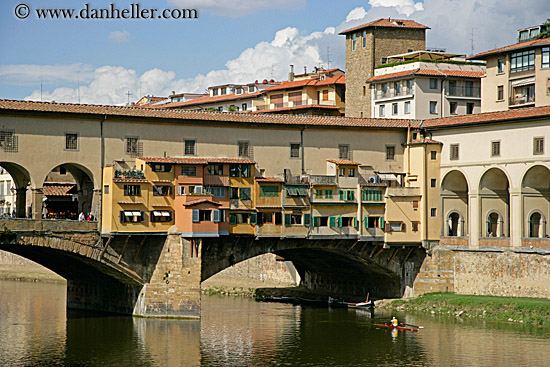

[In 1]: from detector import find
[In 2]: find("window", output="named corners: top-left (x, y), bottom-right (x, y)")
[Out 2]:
top-left (394, 81), bottom-right (401, 95)
top-left (338, 168), bottom-right (345, 177)
top-left (322, 90), bottom-right (329, 101)
top-left (431, 151), bottom-right (437, 160)
top-left (238, 141), bottom-right (250, 158)
top-left (362, 190), bottom-right (383, 201)
top-left (314, 189), bottom-right (323, 199)
top-left (0, 130), bottom-right (17, 152)
top-left (188, 185), bottom-right (203, 194)
top-left (534, 137), bottom-right (544, 155)
top-left (259, 185), bottom-right (278, 198)
top-left (379, 104), bottom-right (385, 117)
top-left (151, 210), bottom-right (173, 223)
top-left (348, 168), bottom-right (355, 177)
top-left (123, 185), bottom-right (141, 196)
top-left (510, 50), bottom-right (535, 73)
top-left (412, 222), bottom-right (419, 231)
top-left (152, 164), bottom-right (171, 172)
top-left (430, 101), bottom-right (437, 114)
top-left (181, 166), bottom-right (197, 176)
top-left (207, 187), bottom-right (226, 198)
top-left (497, 59), bottom-right (505, 74)
top-left (184, 139), bottom-right (196, 155)
top-left (543, 47), bottom-right (550, 68)
top-left (236, 88), bottom-right (243, 94)
top-left (339, 144), bottom-right (350, 160)
top-left (207, 164), bottom-right (224, 176)
top-left (239, 187), bottom-right (251, 200)
top-left (65, 133), bottom-right (78, 150)
top-left (381, 58), bottom-right (387, 64)
top-left (352, 33), bottom-right (356, 50)
top-left (240, 164), bottom-right (251, 177)
top-left (413, 200), bottom-right (419, 209)
top-left (431, 179), bottom-right (437, 188)
top-left (389, 222), bottom-right (403, 232)
top-left (448, 101), bottom-right (459, 116)
top-left (324, 189), bottom-right (333, 199)
top-left (404, 101), bottom-right (411, 114)
top-left (392, 103), bottom-right (398, 115)
top-left (466, 103), bottom-right (474, 114)
top-left (339, 190), bottom-right (355, 201)
top-left (381, 83), bottom-right (388, 94)
top-left (386, 145), bottom-right (395, 160)
top-left (465, 81), bottom-right (474, 97)
top-left (153, 185), bottom-right (173, 196)
top-left (430, 208), bottom-right (437, 217)
top-left (407, 79), bottom-right (413, 92)
top-left (491, 141), bottom-right (500, 157)
top-left (104, 185), bottom-right (109, 194)
top-left (120, 210), bottom-right (144, 223)
top-left (450, 144), bottom-right (459, 160)
top-left (212, 89), bottom-right (219, 96)
top-left (221, 87), bottom-right (227, 95)
top-left (242, 103), bottom-right (247, 111)
top-left (290, 143), bottom-right (301, 158)
top-left (126, 136), bottom-right (139, 156)
top-left (362, 86), bottom-right (366, 96)
top-left (362, 30), bottom-right (367, 48)
top-left (429, 78), bottom-right (438, 89)
top-left (497, 85), bottom-right (504, 101)
top-left (286, 186), bottom-right (308, 197)
top-left (229, 212), bottom-right (251, 225)
top-left (261, 212), bottom-right (274, 224)
top-left (230, 187), bottom-right (239, 199)
top-left (249, 86), bottom-right (255, 92)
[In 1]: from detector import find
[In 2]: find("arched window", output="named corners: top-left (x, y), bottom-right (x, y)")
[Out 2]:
top-left (447, 212), bottom-right (463, 237)
top-left (486, 212), bottom-right (500, 237)
top-left (528, 212), bottom-right (546, 238)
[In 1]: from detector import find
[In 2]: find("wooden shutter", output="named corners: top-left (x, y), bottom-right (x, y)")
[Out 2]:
top-left (213, 210), bottom-right (221, 223)
top-left (337, 217), bottom-right (343, 227)
top-left (303, 213), bottom-right (311, 227)
top-left (249, 213), bottom-right (257, 225)
top-left (364, 216), bottom-right (369, 228)
top-left (229, 213), bottom-right (237, 224)
top-left (284, 213), bottom-right (292, 226)
top-left (192, 209), bottom-right (199, 222)
top-left (313, 216), bottom-right (319, 227)
top-left (379, 216), bottom-right (385, 229)
top-left (329, 216), bottom-right (336, 227)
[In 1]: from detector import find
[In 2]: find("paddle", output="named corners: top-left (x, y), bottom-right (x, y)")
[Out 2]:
top-left (400, 322), bottom-right (424, 329)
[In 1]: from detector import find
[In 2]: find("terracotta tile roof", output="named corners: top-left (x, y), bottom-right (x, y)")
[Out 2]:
top-left (469, 37), bottom-right (550, 60)
top-left (407, 138), bottom-right (443, 145)
top-left (327, 159), bottom-right (361, 165)
top-left (0, 99), bottom-right (421, 129)
top-left (117, 201), bottom-right (145, 205)
top-left (422, 105), bottom-right (550, 129)
top-left (256, 177), bottom-right (284, 182)
top-left (42, 184), bottom-right (76, 196)
top-left (367, 68), bottom-right (484, 83)
top-left (113, 178), bottom-right (147, 183)
top-left (263, 74), bottom-right (345, 92)
top-left (183, 199), bottom-right (223, 207)
top-left (339, 18), bottom-right (430, 35)
top-left (140, 157), bottom-right (255, 164)
top-left (154, 91), bottom-right (263, 109)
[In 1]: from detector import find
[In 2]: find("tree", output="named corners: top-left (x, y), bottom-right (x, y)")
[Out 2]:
top-left (535, 19), bottom-right (550, 39)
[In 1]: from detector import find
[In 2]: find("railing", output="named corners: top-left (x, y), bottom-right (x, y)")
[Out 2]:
top-left (509, 94), bottom-right (535, 106)
top-left (375, 89), bottom-right (413, 100)
top-left (285, 175), bottom-right (309, 184)
top-left (309, 175), bottom-right (336, 185)
top-left (446, 86), bottom-right (480, 98)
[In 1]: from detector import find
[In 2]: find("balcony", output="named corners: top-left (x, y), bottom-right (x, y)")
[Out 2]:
top-left (375, 89), bottom-right (413, 100)
top-left (446, 86), bottom-right (480, 98)
top-left (309, 175), bottom-right (336, 185)
top-left (509, 94), bottom-right (535, 107)
top-left (256, 99), bottom-right (336, 111)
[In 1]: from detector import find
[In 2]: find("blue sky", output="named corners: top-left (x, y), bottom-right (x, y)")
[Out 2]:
top-left (0, 0), bottom-right (546, 104)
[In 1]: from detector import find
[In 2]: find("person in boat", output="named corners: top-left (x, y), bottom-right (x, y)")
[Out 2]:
top-left (390, 316), bottom-right (398, 327)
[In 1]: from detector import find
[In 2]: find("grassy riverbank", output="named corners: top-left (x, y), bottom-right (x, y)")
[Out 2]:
top-left (384, 292), bottom-right (550, 326)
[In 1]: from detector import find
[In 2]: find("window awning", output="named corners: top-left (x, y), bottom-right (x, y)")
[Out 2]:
top-left (153, 210), bottom-right (171, 217)
top-left (161, 211), bottom-right (171, 217)
top-left (124, 211), bottom-right (142, 217)
top-left (378, 174), bottom-right (398, 181)
top-left (510, 77), bottom-right (535, 88)
top-left (152, 211), bottom-right (162, 216)
top-left (132, 211), bottom-right (142, 216)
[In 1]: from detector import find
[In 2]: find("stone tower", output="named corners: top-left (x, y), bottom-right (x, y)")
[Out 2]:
top-left (340, 18), bottom-right (429, 118)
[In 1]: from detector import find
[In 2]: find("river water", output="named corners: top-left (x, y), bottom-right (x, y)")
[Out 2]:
top-left (1, 280), bottom-right (550, 367)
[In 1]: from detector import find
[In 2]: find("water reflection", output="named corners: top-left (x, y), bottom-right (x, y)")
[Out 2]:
top-left (1, 280), bottom-right (550, 367)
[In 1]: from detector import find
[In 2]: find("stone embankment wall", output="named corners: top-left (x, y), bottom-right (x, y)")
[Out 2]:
top-left (413, 246), bottom-right (550, 298)
top-left (0, 250), bottom-right (37, 266)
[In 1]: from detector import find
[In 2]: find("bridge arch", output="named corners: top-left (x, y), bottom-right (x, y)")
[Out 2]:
top-left (521, 165), bottom-right (550, 238)
top-left (42, 163), bottom-right (97, 220)
top-left (441, 170), bottom-right (469, 237)
top-left (0, 161), bottom-right (33, 217)
top-left (479, 167), bottom-right (510, 238)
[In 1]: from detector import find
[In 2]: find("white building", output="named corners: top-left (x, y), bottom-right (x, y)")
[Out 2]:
top-left (367, 51), bottom-right (486, 119)
top-left (0, 167), bottom-right (15, 216)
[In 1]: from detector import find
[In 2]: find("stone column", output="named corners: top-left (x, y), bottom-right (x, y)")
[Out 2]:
top-left (31, 187), bottom-right (43, 220)
top-left (468, 191), bottom-right (479, 249)
top-left (133, 226), bottom-right (201, 318)
top-left (15, 187), bottom-right (27, 218)
top-left (92, 188), bottom-right (101, 221)
top-left (509, 188), bottom-right (521, 247)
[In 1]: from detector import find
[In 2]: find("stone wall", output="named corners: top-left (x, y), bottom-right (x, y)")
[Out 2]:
top-left (412, 247), bottom-right (455, 296)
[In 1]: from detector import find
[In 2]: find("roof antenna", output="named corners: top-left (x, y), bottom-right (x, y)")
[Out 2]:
top-left (470, 27), bottom-right (476, 56)
top-left (327, 47), bottom-right (332, 70)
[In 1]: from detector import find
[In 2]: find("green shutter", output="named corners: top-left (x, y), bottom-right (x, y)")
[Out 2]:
top-left (350, 190), bottom-right (355, 201)
top-left (314, 189), bottom-right (322, 199)
top-left (329, 216), bottom-right (337, 227)
top-left (229, 213), bottom-right (237, 224)
top-left (192, 209), bottom-right (199, 222)
top-left (297, 187), bottom-right (308, 197)
top-left (287, 213), bottom-right (293, 226)
top-left (364, 216), bottom-right (369, 228)
top-left (361, 190), bottom-right (366, 201)
top-left (377, 190), bottom-right (383, 201)
top-left (325, 189), bottom-right (333, 199)
top-left (379, 216), bottom-right (385, 229)
top-left (313, 216), bottom-right (320, 227)
top-left (337, 217), bottom-right (343, 227)
top-left (249, 212), bottom-right (257, 225)
top-left (339, 190), bottom-right (345, 200)
top-left (303, 213), bottom-right (311, 227)
top-left (353, 217), bottom-right (358, 227)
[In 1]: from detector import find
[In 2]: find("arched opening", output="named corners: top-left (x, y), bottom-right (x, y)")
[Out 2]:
top-left (528, 211), bottom-right (545, 238)
top-left (486, 211), bottom-right (501, 237)
top-left (521, 165), bottom-right (550, 239)
top-left (441, 170), bottom-right (468, 237)
top-left (42, 164), bottom-right (95, 220)
top-left (0, 162), bottom-right (33, 218)
top-left (479, 168), bottom-right (510, 237)
top-left (447, 212), bottom-right (462, 236)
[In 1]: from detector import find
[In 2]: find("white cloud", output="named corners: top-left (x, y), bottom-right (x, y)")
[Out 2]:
top-left (20, 1), bottom-right (546, 104)
top-left (108, 30), bottom-right (130, 43)
top-left (168, 0), bottom-right (305, 17)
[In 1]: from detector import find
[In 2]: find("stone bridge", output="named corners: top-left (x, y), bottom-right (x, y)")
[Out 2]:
top-left (0, 218), bottom-right (427, 318)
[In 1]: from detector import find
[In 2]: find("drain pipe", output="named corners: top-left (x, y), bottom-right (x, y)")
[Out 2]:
top-left (301, 126), bottom-right (306, 174)
top-left (98, 114), bottom-right (107, 235)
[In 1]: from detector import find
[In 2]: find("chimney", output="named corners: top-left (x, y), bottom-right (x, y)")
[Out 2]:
top-left (289, 64), bottom-right (295, 82)
top-left (304, 66), bottom-right (307, 74)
